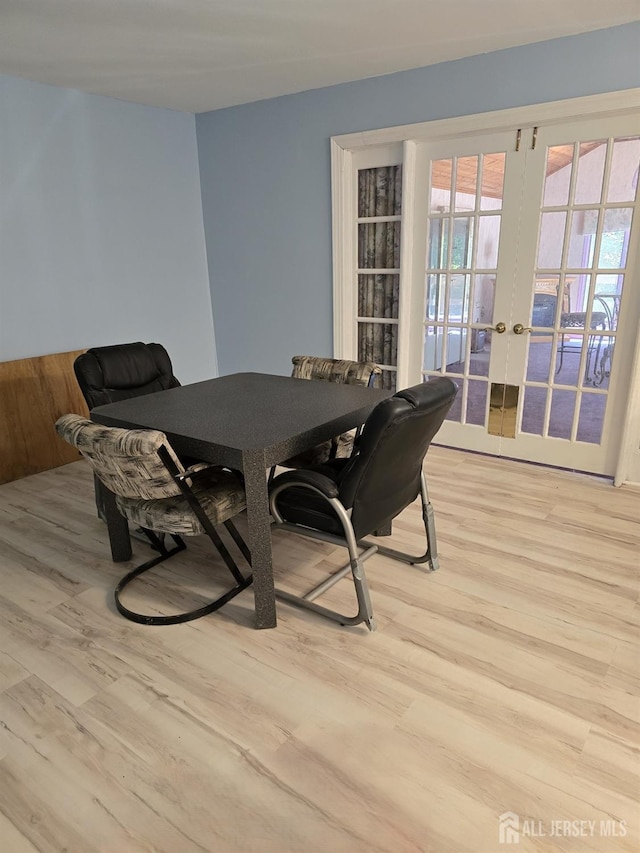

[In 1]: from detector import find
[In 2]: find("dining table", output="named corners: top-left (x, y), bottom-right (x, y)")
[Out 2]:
top-left (90, 372), bottom-right (392, 628)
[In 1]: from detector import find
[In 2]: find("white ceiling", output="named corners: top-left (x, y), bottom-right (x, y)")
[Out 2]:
top-left (1, 0), bottom-right (638, 113)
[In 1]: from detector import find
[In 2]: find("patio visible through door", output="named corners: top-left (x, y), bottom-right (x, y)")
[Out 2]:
top-left (417, 115), bottom-right (640, 475)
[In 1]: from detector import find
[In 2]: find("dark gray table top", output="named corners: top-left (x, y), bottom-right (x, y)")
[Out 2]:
top-left (91, 372), bottom-right (391, 468)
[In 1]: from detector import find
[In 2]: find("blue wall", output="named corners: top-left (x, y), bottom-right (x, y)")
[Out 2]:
top-left (1, 75), bottom-right (217, 383)
top-left (196, 23), bottom-right (640, 377)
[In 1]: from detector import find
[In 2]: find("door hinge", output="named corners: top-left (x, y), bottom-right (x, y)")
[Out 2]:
top-left (515, 128), bottom-right (522, 152)
top-left (531, 126), bottom-right (538, 150)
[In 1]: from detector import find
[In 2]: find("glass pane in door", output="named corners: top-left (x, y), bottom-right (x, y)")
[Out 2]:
top-left (466, 379), bottom-right (489, 425)
top-left (455, 156), bottom-right (478, 211)
top-left (357, 163), bottom-right (402, 391)
top-left (358, 274), bottom-right (399, 318)
top-left (358, 166), bottom-right (402, 216)
top-left (430, 159), bottom-right (453, 213)
top-left (521, 386), bottom-right (548, 436)
top-left (423, 150), bottom-right (506, 428)
top-left (575, 141), bottom-right (606, 204)
top-left (481, 153), bottom-right (505, 209)
top-left (607, 138), bottom-right (640, 202)
top-left (523, 134), bottom-right (639, 444)
top-left (358, 222), bottom-right (401, 268)
top-left (577, 393), bottom-right (607, 443)
top-left (543, 145), bottom-right (573, 205)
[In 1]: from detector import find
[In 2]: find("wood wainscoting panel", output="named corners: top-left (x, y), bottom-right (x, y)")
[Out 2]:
top-left (0, 350), bottom-right (88, 484)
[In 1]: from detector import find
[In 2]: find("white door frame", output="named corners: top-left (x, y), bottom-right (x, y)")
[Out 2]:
top-left (331, 89), bottom-right (640, 484)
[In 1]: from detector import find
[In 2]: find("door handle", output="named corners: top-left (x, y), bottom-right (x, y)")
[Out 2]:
top-left (483, 322), bottom-right (506, 334)
top-left (513, 323), bottom-right (532, 335)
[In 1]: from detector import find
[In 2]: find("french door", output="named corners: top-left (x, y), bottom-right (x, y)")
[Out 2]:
top-left (334, 101), bottom-right (640, 476)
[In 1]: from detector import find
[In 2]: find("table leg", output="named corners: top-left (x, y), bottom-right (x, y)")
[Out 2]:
top-left (101, 482), bottom-right (132, 563)
top-left (242, 449), bottom-right (277, 628)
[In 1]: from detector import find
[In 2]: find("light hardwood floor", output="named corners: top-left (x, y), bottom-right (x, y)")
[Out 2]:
top-left (0, 448), bottom-right (637, 852)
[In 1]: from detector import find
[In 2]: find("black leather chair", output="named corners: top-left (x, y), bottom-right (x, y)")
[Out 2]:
top-left (73, 342), bottom-right (184, 524)
top-left (74, 342), bottom-right (181, 410)
top-left (269, 377), bottom-right (457, 631)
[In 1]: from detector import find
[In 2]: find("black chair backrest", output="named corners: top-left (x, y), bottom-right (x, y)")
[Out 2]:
top-left (337, 378), bottom-right (457, 538)
top-left (74, 342), bottom-right (180, 410)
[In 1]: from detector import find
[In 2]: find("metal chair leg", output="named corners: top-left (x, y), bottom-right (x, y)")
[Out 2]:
top-left (270, 472), bottom-right (440, 631)
top-left (223, 519), bottom-right (252, 565)
top-left (272, 492), bottom-right (377, 630)
top-left (274, 544), bottom-right (375, 630)
top-left (114, 528), bottom-right (253, 626)
top-left (364, 473), bottom-right (439, 570)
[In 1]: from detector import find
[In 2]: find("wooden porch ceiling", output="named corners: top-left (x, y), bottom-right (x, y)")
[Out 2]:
top-left (432, 141), bottom-right (605, 198)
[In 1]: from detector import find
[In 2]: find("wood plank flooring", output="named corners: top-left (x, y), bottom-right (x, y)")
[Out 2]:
top-left (0, 448), bottom-right (637, 852)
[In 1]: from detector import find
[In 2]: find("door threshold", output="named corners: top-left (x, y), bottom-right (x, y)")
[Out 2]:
top-left (432, 442), bottom-right (613, 483)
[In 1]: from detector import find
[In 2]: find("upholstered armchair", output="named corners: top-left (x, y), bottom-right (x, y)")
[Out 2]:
top-left (279, 355), bottom-right (382, 469)
top-left (55, 414), bottom-right (252, 625)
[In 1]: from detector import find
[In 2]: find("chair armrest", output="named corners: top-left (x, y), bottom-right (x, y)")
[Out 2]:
top-left (175, 462), bottom-right (219, 481)
top-left (270, 469), bottom-right (339, 499)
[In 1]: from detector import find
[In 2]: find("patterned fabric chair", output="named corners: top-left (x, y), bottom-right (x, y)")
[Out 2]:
top-left (269, 378), bottom-right (457, 631)
top-left (280, 355), bottom-right (382, 469)
top-left (55, 414), bottom-right (252, 625)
